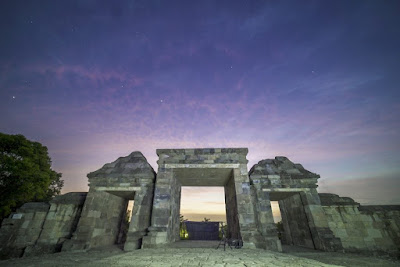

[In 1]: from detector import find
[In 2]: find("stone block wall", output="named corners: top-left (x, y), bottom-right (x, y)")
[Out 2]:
top-left (249, 157), bottom-right (342, 252)
top-left (62, 189), bottom-right (127, 251)
top-left (24, 192), bottom-right (87, 256)
top-left (0, 193), bottom-right (86, 260)
top-left (321, 193), bottom-right (400, 257)
top-left (87, 152), bottom-right (156, 189)
top-left (143, 148), bottom-right (263, 249)
top-left (359, 205), bottom-right (400, 253)
top-left (156, 148), bottom-right (249, 165)
top-left (64, 151), bottom-right (156, 251)
top-left (0, 203), bottom-right (49, 259)
top-left (2, 149), bottom-right (399, 259)
top-left (0, 151), bottom-right (156, 259)
top-left (249, 157), bottom-right (320, 189)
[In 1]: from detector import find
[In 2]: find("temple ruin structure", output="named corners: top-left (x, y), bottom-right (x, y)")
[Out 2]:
top-left (1, 148), bottom-right (399, 259)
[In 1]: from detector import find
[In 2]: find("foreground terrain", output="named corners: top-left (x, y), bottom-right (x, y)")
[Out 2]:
top-left (0, 242), bottom-right (398, 267)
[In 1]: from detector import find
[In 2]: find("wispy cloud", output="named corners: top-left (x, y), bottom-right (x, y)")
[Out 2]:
top-left (319, 175), bottom-right (400, 205)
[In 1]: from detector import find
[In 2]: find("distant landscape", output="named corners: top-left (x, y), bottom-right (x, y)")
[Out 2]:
top-left (182, 201), bottom-right (282, 223)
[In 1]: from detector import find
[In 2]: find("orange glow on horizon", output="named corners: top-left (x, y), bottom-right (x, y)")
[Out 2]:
top-left (180, 187), bottom-right (282, 222)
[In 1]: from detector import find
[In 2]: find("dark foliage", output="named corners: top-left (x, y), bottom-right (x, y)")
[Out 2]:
top-left (0, 133), bottom-right (63, 221)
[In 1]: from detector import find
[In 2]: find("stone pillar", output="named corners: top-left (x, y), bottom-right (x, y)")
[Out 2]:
top-left (170, 180), bottom-right (182, 242)
top-left (251, 187), bottom-right (281, 251)
top-left (233, 164), bottom-right (270, 249)
top-left (224, 176), bottom-right (241, 240)
top-left (300, 189), bottom-right (343, 251)
top-left (124, 180), bottom-right (154, 251)
top-left (249, 169), bottom-right (282, 251)
top-left (142, 168), bottom-right (180, 247)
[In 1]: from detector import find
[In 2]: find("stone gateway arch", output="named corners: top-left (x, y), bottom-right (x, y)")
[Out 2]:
top-left (142, 148), bottom-right (267, 249)
top-left (141, 148), bottom-right (340, 251)
top-left (63, 148), bottom-right (339, 251)
top-left (1, 148), bottom-right (399, 259)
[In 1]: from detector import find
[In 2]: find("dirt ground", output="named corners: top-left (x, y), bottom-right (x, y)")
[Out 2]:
top-left (0, 242), bottom-right (398, 267)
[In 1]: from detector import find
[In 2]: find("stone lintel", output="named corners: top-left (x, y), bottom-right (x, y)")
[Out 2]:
top-left (263, 188), bottom-right (311, 201)
top-left (262, 188), bottom-right (310, 192)
top-left (163, 163), bottom-right (240, 169)
top-left (96, 187), bottom-right (141, 192)
top-left (94, 187), bottom-right (140, 199)
top-left (156, 148), bottom-right (248, 156)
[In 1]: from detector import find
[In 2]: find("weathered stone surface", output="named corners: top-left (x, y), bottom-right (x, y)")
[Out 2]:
top-left (143, 148), bottom-right (263, 249)
top-left (1, 149), bottom-right (399, 259)
top-left (0, 203), bottom-right (49, 259)
top-left (279, 193), bottom-right (314, 248)
top-left (156, 148), bottom-right (248, 165)
top-left (0, 193), bottom-right (86, 260)
top-left (319, 193), bottom-right (359, 206)
top-left (322, 194), bottom-right (400, 257)
top-left (88, 151), bottom-right (156, 189)
top-left (24, 192), bottom-right (87, 256)
top-left (249, 156), bottom-right (319, 189)
top-left (249, 157), bottom-right (341, 252)
top-left (65, 152), bottom-right (156, 252)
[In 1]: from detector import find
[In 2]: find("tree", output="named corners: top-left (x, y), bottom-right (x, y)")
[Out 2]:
top-left (203, 217), bottom-right (210, 222)
top-left (179, 214), bottom-right (188, 239)
top-left (0, 133), bottom-right (63, 221)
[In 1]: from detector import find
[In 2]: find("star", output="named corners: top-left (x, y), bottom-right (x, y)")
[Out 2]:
top-left (12, 96), bottom-right (15, 99)
top-left (160, 99), bottom-right (163, 103)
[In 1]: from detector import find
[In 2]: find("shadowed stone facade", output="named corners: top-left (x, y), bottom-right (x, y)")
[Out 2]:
top-left (63, 151), bottom-right (156, 251)
top-left (320, 193), bottom-right (400, 257)
top-left (0, 193), bottom-right (86, 259)
top-left (141, 148), bottom-right (266, 249)
top-left (249, 156), bottom-right (342, 252)
top-left (0, 148), bottom-right (399, 259)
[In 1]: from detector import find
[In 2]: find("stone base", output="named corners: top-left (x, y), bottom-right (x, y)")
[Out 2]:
top-left (141, 228), bottom-right (168, 248)
top-left (23, 244), bottom-right (60, 257)
top-left (248, 232), bottom-right (282, 252)
top-left (124, 239), bottom-right (141, 251)
top-left (61, 239), bottom-right (88, 252)
top-left (124, 231), bottom-right (147, 251)
top-left (0, 247), bottom-right (24, 260)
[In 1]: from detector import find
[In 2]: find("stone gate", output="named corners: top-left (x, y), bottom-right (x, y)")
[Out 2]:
top-left (62, 151), bottom-right (156, 251)
top-left (141, 148), bottom-right (275, 249)
top-left (1, 147), bottom-right (399, 259)
top-left (249, 157), bottom-right (342, 251)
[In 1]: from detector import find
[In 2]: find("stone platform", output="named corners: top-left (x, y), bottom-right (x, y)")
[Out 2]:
top-left (1, 246), bottom-right (399, 267)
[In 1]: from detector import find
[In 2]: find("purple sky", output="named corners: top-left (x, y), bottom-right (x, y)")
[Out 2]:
top-left (1, 1), bottom-right (400, 211)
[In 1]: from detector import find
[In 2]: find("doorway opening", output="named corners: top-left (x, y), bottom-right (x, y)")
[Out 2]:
top-left (180, 186), bottom-right (226, 241)
top-left (117, 199), bottom-right (134, 246)
top-left (271, 201), bottom-right (283, 240)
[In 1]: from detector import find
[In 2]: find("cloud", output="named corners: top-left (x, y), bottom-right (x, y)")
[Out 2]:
top-left (318, 175), bottom-right (400, 205)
